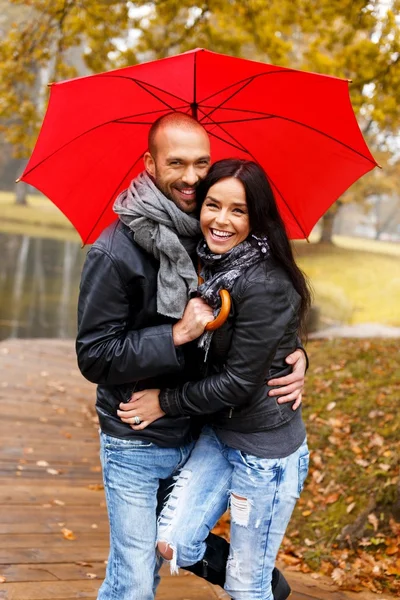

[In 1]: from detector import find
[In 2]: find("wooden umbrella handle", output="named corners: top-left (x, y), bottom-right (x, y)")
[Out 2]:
top-left (198, 261), bottom-right (231, 331)
top-left (204, 289), bottom-right (231, 331)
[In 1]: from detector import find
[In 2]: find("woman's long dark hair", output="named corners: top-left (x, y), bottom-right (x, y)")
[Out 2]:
top-left (196, 159), bottom-right (311, 339)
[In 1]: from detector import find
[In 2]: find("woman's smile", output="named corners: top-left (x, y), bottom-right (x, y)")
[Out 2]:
top-left (200, 177), bottom-right (250, 253)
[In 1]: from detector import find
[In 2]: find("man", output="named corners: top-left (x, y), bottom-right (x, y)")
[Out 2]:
top-left (76, 112), bottom-right (306, 600)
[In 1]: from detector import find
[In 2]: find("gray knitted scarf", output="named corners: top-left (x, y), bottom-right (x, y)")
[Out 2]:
top-left (197, 235), bottom-right (269, 356)
top-left (113, 171), bottom-right (200, 319)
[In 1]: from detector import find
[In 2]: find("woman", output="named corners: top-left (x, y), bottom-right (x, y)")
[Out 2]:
top-left (120, 159), bottom-right (311, 600)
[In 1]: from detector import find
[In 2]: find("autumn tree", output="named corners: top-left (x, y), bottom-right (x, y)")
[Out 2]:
top-left (0, 0), bottom-right (131, 202)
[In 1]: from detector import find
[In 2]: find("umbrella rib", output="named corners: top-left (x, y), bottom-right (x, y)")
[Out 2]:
top-left (83, 151), bottom-right (146, 246)
top-left (199, 77), bottom-right (257, 123)
top-left (98, 74), bottom-right (189, 105)
top-left (198, 69), bottom-right (296, 105)
top-left (206, 114), bottom-right (377, 165)
top-left (205, 129), bottom-right (252, 154)
top-left (196, 104), bottom-right (251, 154)
top-left (22, 109), bottom-right (173, 179)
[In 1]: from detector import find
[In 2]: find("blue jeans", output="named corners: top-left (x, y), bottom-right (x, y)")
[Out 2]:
top-left (98, 432), bottom-right (193, 600)
top-left (158, 426), bottom-right (309, 600)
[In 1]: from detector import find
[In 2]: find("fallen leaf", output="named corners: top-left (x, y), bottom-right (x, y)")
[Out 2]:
top-left (76, 561), bottom-right (92, 567)
top-left (52, 499), bottom-right (65, 506)
top-left (354, 458), bottom-right (370, 468)
top-left (0, 575), bottom-right (6, 583)
top-left (378, 463), bottom-right (391, 472)
top-left (386, 546), bottom-right (399, 556)
top-left (86, 573), bottom-right (97, 579)
top-left (302, 510), bottom-right (312, 517)
top-left (61, 527), bottom-right (76, 541)
top-left (280, 554), bottom-right (302, 566)
top-left (36, 460), bottom-right (49, 467)
top-left (368, 513), bottom-right (379, 532)
top-left (369, 433), bottom-right (384, 447)
top-left (326, 402), bottom-right (336, 411)
top-left (326, 493), bottom-right (340, 505)
top-left (46, 468), bottom-right (60, 475)
top-left (331, 567), bottom-right (346, 585)
top-left (346, 502), bottom-right (356, 514)
top-left (91, 523), bottom-right (98, 529)
top-left (88, 484), bottom-right (104, 491)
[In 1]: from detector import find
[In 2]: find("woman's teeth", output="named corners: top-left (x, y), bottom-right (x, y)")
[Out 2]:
top-left (211, 229), bottom-right (233, 239)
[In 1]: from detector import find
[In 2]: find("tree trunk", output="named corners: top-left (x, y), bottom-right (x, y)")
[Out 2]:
top-left (319, 210), bottom-right (336, 244)
top-left (15, 181), bottom-right (28, 205)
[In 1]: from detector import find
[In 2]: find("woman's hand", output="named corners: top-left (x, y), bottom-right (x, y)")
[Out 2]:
top-left (117, 389), bottom-right (165, 430)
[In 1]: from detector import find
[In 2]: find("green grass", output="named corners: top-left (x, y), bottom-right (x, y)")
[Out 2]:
top-left (294, 242), bottom-right (400, 327)
top-left (0, 190), bottom-right (80, 241)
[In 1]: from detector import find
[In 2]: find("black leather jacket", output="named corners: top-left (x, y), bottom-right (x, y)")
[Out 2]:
top-left (76, 220), bottom-right (197, 447)
top-left (159, 260), bottom-right (303, 433)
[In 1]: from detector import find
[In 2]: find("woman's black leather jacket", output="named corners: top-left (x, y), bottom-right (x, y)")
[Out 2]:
top-left (159, 259), bottom-right (302, 433)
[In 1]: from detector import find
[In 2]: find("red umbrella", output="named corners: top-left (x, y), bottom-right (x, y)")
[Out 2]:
top-left (20, 48), bottom-right (378, 244)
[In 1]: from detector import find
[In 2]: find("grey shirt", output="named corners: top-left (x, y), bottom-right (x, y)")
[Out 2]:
top-left (214, 406), bottom-right (306, 459)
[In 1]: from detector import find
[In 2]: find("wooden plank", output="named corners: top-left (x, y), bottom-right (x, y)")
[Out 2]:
top-left (0, 577), bottom-right (217, 600)
top-left (0, 579), bottom-right (100, 599)
top-left (0, 532), bottom-right (107, 548)
top-left (0, 546), bottom-right (108, 564)
top-left (0, 562), bottom-right (107, 582)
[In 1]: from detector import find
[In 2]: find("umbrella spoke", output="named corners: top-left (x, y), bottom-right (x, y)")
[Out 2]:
top-left (198, 69), bottom-right (295, 105)
top-left (197, 105), bottom-right (250, 154)
top-left (99, 74), bottom-right (190, 106)
top-left (206, 129), bottom-right (252, 154)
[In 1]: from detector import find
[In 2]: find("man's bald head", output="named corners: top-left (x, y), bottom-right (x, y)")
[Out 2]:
top-left (144, 112), bottom-right (211, 214)
top-left (148, 112), bottom-right (208, 157)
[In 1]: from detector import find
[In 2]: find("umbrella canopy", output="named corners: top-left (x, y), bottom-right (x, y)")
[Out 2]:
top-left (21, 48), bottom-right (378, 244)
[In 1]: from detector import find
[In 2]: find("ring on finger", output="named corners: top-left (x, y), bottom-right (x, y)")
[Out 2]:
top-left (133, 416), bottom-right (142, 425)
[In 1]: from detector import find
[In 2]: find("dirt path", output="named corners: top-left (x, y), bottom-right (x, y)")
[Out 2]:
top-left (0, 339), bottom-right (395, 600)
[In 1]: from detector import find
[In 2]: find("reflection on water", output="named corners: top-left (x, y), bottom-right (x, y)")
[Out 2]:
top-left (0, 232), bottom-right (87, 341)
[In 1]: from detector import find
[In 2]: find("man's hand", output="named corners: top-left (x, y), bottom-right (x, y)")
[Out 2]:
top-left (172, 298), bottom-right (214, 346)
top-left (117, 389), bottom-right (164, 430)
top-left (268, 349), bottom-right (306, 410)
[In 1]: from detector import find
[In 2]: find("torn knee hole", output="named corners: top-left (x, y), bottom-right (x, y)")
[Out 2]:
top-left (231, 492), bottom-right (250, 527)
top-left (157, 541), bottom-right (174, 560)
top-left (232, 493), bottom-right (247, 501)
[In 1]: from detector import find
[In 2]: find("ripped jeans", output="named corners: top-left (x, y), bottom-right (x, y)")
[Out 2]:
top-left (158, 426), bottom-right (309, 600)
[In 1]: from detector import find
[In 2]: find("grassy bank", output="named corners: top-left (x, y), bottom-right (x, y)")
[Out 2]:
top-left (294, 242), bottom-right (400, 327)
top-left (0, 191), bottom-right (80, 242)
top-left (214, 338), bottom-right (400, 595)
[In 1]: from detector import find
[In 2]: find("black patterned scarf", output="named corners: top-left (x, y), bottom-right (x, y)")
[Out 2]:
top-left (197, 234), bottom-right (269, 356)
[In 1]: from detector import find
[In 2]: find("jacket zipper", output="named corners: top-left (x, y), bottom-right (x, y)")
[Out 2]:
top-left (228, 407), bottom-right (233, 418)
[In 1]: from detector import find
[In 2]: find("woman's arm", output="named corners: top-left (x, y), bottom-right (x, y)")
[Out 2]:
top-left (160, 278), bottom-right (300, 417)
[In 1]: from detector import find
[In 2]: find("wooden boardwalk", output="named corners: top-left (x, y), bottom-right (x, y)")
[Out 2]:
top-left (0, 339), bottom-right (395, 600)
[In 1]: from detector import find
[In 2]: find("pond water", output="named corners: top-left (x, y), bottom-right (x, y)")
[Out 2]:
top-left (0, 232), bottom-right (87, 341)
